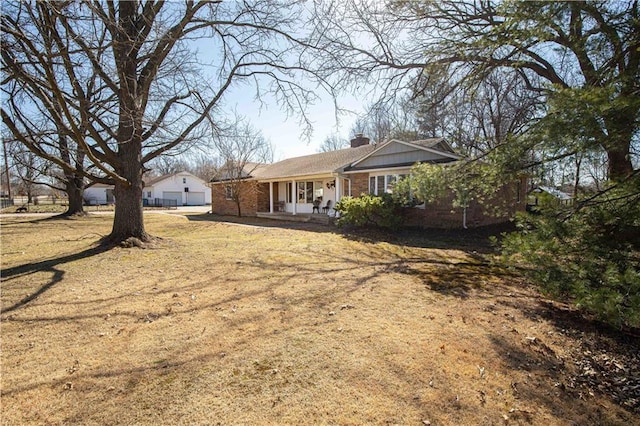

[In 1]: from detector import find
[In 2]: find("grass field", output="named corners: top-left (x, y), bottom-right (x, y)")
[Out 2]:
top-left (1, 212), bottom-right (638, 425)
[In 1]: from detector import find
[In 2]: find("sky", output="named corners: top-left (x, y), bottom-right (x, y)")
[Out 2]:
top-left (223, 83), bottom-right (367, 161)
top-left (188, 3), bottom-right (374, 162)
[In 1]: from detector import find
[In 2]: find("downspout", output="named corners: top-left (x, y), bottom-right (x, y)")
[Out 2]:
top-left (462, 206), bottom-right (468, 229)
top-left (460, 190), bottom-right (469, 229)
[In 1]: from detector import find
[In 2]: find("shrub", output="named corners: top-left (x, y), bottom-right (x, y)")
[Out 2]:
top-left (500, 180), bottom-right (640, 328)
top-left (334, 193), bottom-right (403, 230)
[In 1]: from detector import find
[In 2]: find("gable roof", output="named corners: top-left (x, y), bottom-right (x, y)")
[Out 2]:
top-left (213, 161), bottom-right (270, 182)
top-left (210, 138), bottom-right (460, 183)
top-left (248, 144), bottom-right (377, 180)
top-left (406, 138), bottom-right (457, 154)
top-left (144, 171), bottom-right (204, 186)
top-left (348, 138), bottom-right (460, 171)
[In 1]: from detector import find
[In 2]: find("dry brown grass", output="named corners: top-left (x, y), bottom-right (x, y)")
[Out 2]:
top-left (1, 213), bottom-right (638, 425)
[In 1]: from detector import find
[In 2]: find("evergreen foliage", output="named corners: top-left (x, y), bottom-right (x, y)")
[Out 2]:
top-left (306, 0), bottom-right (640, 328)
top-left (501, 176), bottom-right (640, 328)
top-left (393, 161), bottom-right (509, 217)
top-left (334, 193), bottom-right (403, 230)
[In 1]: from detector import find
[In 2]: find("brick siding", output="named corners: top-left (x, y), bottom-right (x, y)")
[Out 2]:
top-left (349, 173), bottom-right (370, 196)
top-left (212, 174), bottom-right (528, 227)
top-left (402, 177), bottom-right (527, 228)
top-left (211, 181), bottom-right (261, 216)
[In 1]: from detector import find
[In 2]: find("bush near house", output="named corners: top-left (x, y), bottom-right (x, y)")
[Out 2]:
top-left (334, 193), bottom-right (403, 229)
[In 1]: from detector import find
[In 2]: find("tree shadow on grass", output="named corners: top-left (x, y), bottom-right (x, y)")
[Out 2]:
top-left (185, 213), bottom-right (341, 234)
top-left (0, 211), bottom-right (97, 223)
top-left (187, 213), bottom-right (513, 256)
top-left (0, 244), bottom-right (112, 314)
top-left (498, 298), bottom-right (640, 414)
top-left (2, 219), bottom-right (636, 423)
top-left (391, 255), bottom-right (521, 300)
top-left (485, 333), bottom-right (631, 424)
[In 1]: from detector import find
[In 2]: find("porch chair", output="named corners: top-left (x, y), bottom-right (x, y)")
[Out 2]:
top-left (322, 199), bottom-right (332, 213)
top-left (312, 199), bottom-right (321, 213)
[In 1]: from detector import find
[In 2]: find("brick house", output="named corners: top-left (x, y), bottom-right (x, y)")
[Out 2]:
top-left (209, 136), bottom-right (527, 228)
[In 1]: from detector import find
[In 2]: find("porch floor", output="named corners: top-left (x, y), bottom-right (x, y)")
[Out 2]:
top-left (256, 211), bottom-right (332, 225)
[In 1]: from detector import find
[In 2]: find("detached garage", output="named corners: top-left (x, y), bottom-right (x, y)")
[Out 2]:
top-left (186, 191), bottom-right (205, 205)
top-left (143, 172), bottom-right (211, 206)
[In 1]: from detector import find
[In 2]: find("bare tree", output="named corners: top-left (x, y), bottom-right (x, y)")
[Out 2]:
top-left (410, 69), bottom-right (542, 157)
top-left (148, 156), bottom-right (192, 177)
top-left (318, 133), bottom-right (349, 152)
top-left (183, 152), bottom-right (220, 183)
top-left (5, 141), bottom-right (48, 205)
top-left (2, 0), bottom-right (323, 244)
top-left (350, 104), bottom-right (391, 144)
top-left (1, 3), bottom-right (99, 216)
top-left (350, 101), bottom-right (420, 144)
top-left (305, 0), bottom-right (639, 181)
top-left (214, 117), bottom-right (272, 217)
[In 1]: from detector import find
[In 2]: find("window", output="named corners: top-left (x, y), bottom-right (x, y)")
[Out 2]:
top-left (224, 185), bottom-right (233, 200)
top-left (183, 177), bottom-right (187, 184)
top-left (368, 175), bottom-right (387, 195)
top-left (369, 173), bottom-right (408, 195)
top-left (342, 178), bottom-right (350, 197)
top-left (386, 175), bottom-right (396, 192)
top-left (146, 191), bottom-right (151, 198)
top-left (286, 182), bottom-right (293, 203)
top-left (314, 181), bottom-right (323, 200)
top-left (307, 182), bottom-right (314, 203)
top-left (297, 181), bottom-right (314, 203)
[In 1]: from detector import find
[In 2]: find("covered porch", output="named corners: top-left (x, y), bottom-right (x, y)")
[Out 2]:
top-left (259, 175), bottom-right (352, 217)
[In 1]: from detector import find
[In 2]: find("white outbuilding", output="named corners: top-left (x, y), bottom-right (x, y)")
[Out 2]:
top-left (143, 171), bottom-right (211, 206)
top-left (83, 172), bottom-right (211, 206)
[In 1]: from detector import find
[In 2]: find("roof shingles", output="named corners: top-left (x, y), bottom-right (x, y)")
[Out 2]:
top-left (211, 138), bottom-right (456, 182)
top-left (248, 144), bottom-right (377, 180)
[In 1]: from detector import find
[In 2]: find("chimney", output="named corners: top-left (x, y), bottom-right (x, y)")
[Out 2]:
top-left (350, 133), bottom-right (370, 148)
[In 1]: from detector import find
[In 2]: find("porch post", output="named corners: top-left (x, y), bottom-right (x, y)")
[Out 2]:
top-left (291, 180), bottom-right (296, 215)
top-left (335, 175), bottom-right (341, 203)
top-left (269, 182), bottom-right (274, 213)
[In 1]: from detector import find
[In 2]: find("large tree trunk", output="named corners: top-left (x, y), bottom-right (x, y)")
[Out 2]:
top-left (108, 140), bottom-right (149, 243)
top-left (105, 0), bottom-right (150, 245)
top-left (110, 176), bottom-right (148, 243)
top-left (607, 146), bottom-right (633, 182)
top-left (63, 175), bottom-right (85, 216)
top-left (604, 114), bottom-right (634, 182)
top-left (107, 116), bottom-right (149, 243)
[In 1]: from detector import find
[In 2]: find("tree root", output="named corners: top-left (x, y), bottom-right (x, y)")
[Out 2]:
top-left (99, 234), bottom-right (165, 249)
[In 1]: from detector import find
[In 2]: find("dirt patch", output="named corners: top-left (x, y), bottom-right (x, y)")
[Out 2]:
top-left (1, 214), bottom-right (638, 425)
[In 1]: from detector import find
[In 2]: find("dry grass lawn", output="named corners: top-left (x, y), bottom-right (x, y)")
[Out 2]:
top-left (1, 212), bottom-right (638, 425)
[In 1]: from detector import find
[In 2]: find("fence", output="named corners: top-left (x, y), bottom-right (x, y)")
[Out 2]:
top-left (0, 198), bottom-right (13, 209)
top-left (143, 198), bottom-right (178, 209)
